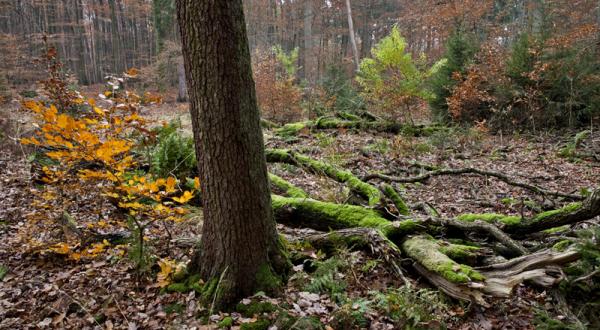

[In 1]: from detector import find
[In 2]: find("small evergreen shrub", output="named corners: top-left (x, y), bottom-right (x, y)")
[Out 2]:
top-left (429, 29), bottom-right (477, 122)
top-left (357, 26), bottom-right (445, 123)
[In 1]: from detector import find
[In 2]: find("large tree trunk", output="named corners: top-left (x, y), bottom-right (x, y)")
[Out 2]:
top-left (176, 0), bottom-right (289, 307)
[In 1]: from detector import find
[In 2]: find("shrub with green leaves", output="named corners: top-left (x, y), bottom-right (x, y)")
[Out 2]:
top-left (357, 26), bottom-right (445, 123)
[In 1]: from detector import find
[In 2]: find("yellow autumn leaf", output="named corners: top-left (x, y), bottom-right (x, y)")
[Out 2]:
top-left (156, 258), bottom-right (176, 288)
top-left (193, 177), bottom-right (200, 189)
top-left (49, 242), bottom-right (71, 254)
top-left (172, 191), bottom-right (194, 204)
top-left (165, 177), bottom-right (176, 193)
top-left (20, 137), bottom-right (41, 145)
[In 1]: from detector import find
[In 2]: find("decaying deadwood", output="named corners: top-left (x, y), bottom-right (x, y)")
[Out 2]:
top-left (365, 167), bottom-right (583, 201)
top-left (290, 227), bottom-right (410, 285)
top-left (410, 246), bottom-right (580, 305)
top-left (506, 188), bottom-right (600, 235)
top-left (274, 118), bottom-right (449, 137)
top-left (425, 217), bottom-right (528, 257)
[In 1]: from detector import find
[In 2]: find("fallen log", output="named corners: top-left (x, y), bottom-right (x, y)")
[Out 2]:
top-left (408, 242), bottom-right (580, 306)
top-left (271, 195), bottom-right (418, 242)
top-left (457, 188), bottom-right (600, 235)
top-left (274, 117), bottom-right (449, 137)
top-left (365, 167), bottom-right (583, 201)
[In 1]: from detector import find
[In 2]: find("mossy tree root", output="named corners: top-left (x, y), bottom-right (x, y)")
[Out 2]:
top-left (268, 173), bottom-right (309, 198)
top-left (381, 184), bottom-right (410, 216)
top-left (365, 167), bottom-right (584, 201)
top-left (426, 217), bottom-right (528, 257)
top-left (266, 149), bottom-right (384, 207)
top-left (401, 236), bottom-right (485, 285)
top-left (271, 195), bottom-right (418, 242)
top-left (457, 189), bottom-right (600, 236)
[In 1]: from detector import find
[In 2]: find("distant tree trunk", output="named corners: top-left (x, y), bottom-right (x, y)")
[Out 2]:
top-left (303, 0), bottom-right (314, 83)
top-left (176, 60), bottom-right (187, 102)
top-left (176, 0), bottom-right (289, 307)
top-left (359, 0), bottom-right (374, 59)
top-left (345, 0), bottom-right (360, 72)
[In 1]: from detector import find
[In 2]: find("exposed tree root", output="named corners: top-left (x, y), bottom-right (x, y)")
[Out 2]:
top-left (424, 217), bottom-right (528, 257)
top-left (410, 247), bottom-right (580, 306)
top-left (266, 149), bottom-right (384, 207)
top-left (365, 167), bottom-right (584, 201)
top-left (269, 173), bottom-right (309, 198)
top-left (457, 189), bottom-right (600, 235)
top-left (268, 194), bottom-right (600, 305)
top-left (271, 195), bottom-right (418, 241)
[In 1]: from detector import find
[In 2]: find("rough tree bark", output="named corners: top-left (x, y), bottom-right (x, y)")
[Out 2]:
top-left (176, 0), bottom-right (289, 307)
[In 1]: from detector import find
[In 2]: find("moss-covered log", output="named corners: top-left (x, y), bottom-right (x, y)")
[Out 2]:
top-left (266, 149), bottom-right (384, 207)
top-left (401, 236), bottom-right (485, 284)
top-left (268, 173), bottom-right (309, 198)
top-left (271, 195), bottom-right (418, 242)
top-left (274, 118), bottom-right (449, 137)
top-left (457, 189), bottom-right (600, 235)
top-left (381, 184), bottom-right (410, 216)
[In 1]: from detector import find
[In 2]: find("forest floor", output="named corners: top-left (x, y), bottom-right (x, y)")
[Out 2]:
top-left (1, 102), bottom-right (599, 329)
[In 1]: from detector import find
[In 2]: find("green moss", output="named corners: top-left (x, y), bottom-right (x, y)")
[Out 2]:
top-left (457, 213), bottom-right (522, 226)
top-left (543, 225), bottom-right (570, 234)
top-left (382, 184), bottom-right (410, 215)
top-left (200, 278), bottom-right (219, 303)
top-left (272, 311), bottom-right (298, 329)
top-left (269, 173), bottom-right (309, 198)
top-left (275, 122), bottom-right (311, 137)
top-left (236, 301), bottom-right (276, 317)
top-left (271, 196), bottom-right (417, 241)
top-left (0, 265), bottom-right (7, 281)
top-left (217, 316), bottom-right (234, 328)
top-left (166, 283), bottom-right (189, 293)
top-left (294, 316), bottom-right (325, 330)
top-left (439, 243), bottom-right (480, 262)
top-left (267, 149), bottom-right (382, 206)
top-left (532, 202), bottom-right (582, 223)
top-left (164, 303), bottom-right (185, 314)
top-left (240, 319), bottom-right (270, 330)
top-left (336, 112), bottom-right (362, 121)
top-left (402, 236), bottom-right (484, 283)
top-left (255, 264), bottom-right (283, 294)
top-left (552, 240), bottom-right (572, 252)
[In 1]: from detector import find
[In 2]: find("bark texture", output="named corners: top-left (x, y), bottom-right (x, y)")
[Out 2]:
top-left (177, 0), bottom-right (288, 306)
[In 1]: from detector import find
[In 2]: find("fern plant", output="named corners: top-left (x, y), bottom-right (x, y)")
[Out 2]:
top-left (150, 121), bottom-right (197, 180)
